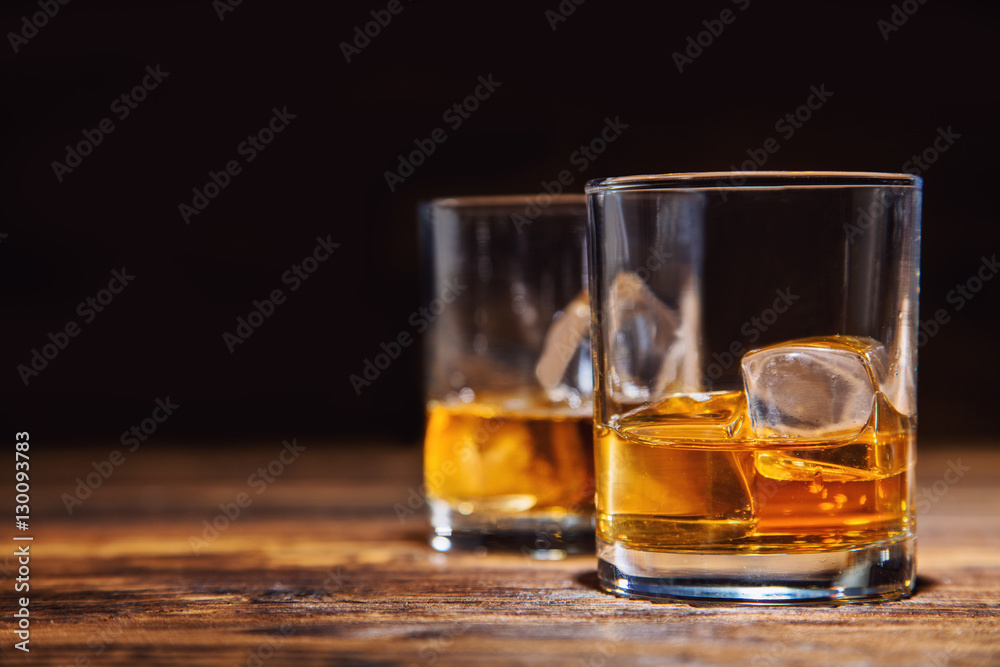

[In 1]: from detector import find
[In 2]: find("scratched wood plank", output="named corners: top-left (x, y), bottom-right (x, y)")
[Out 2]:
top-left (0, 442), bottom-right (998, 666)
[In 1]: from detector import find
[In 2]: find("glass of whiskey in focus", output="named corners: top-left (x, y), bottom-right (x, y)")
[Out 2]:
top-left (587, 172), bottom-right (921, 602)
top-left (420, 195), bottom-right (594, 557)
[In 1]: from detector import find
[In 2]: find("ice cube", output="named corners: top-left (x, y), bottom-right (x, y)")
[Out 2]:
top-left (602, 428), bottom-right (756, 541)
top-left (652, 278), bottom-right (703, 396)
top-left (741, 336), bottom-right (887, 439)
top-left (607, 272), bottom-right (702, 399)
top-left (755, 451), bottom-right (884, 483)
top-left (534, 290), bottom-right (590, 392)
top-left (881, 294), bottom-right (918, 416)
top-left (620, 390), bottom-right (748, 441)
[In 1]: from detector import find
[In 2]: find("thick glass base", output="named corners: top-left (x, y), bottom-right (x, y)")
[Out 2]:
top-left (597, 536), bottom-right (915, 604)
top-left (429, 499), bottom-right (595, 559)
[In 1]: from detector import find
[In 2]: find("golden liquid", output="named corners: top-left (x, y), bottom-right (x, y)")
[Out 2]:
top-left (597, 390), bottom-right (914, 553)
top-left (424, 397), bottom-right (594, 515)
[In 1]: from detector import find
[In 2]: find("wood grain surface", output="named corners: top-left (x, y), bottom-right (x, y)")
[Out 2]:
top-left (1, 440), bottom-right (998, 666)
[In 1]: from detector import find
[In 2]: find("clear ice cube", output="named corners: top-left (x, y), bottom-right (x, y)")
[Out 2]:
top-left (607, 272), bottom-right (702, 400)
top-left (741, 336), bottom-right (887, 439)
top-left (881, 294), bottom-right (918, 416)
top-left (534, 290), bottom-right (591, 395)
top-left (755, 451), bottom-right (883, 483)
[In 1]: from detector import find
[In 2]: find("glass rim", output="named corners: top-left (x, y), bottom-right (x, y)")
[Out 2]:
top-left (425, 194), bottom-right (585, 209)
top-left (586, 171), bottom-right (922, 193)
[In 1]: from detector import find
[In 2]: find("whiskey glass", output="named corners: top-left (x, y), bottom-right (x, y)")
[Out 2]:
top-left (587, 172), bottom-right (921, 602)
top-left (421, 195), bottom-right (595, 557)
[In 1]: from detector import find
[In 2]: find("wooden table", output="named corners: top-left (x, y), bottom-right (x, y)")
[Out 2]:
top-left (3, 441), bottom-right (999, 666)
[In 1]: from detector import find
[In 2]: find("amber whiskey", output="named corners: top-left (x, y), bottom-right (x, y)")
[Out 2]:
top-left (425, 396), bottom-right (595, 516)
top-left (596, 390), bottom-right (914, 553)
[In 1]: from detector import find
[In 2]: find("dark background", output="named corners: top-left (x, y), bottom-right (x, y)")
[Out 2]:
top-left (1, 0), bottom-right (996, 447)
